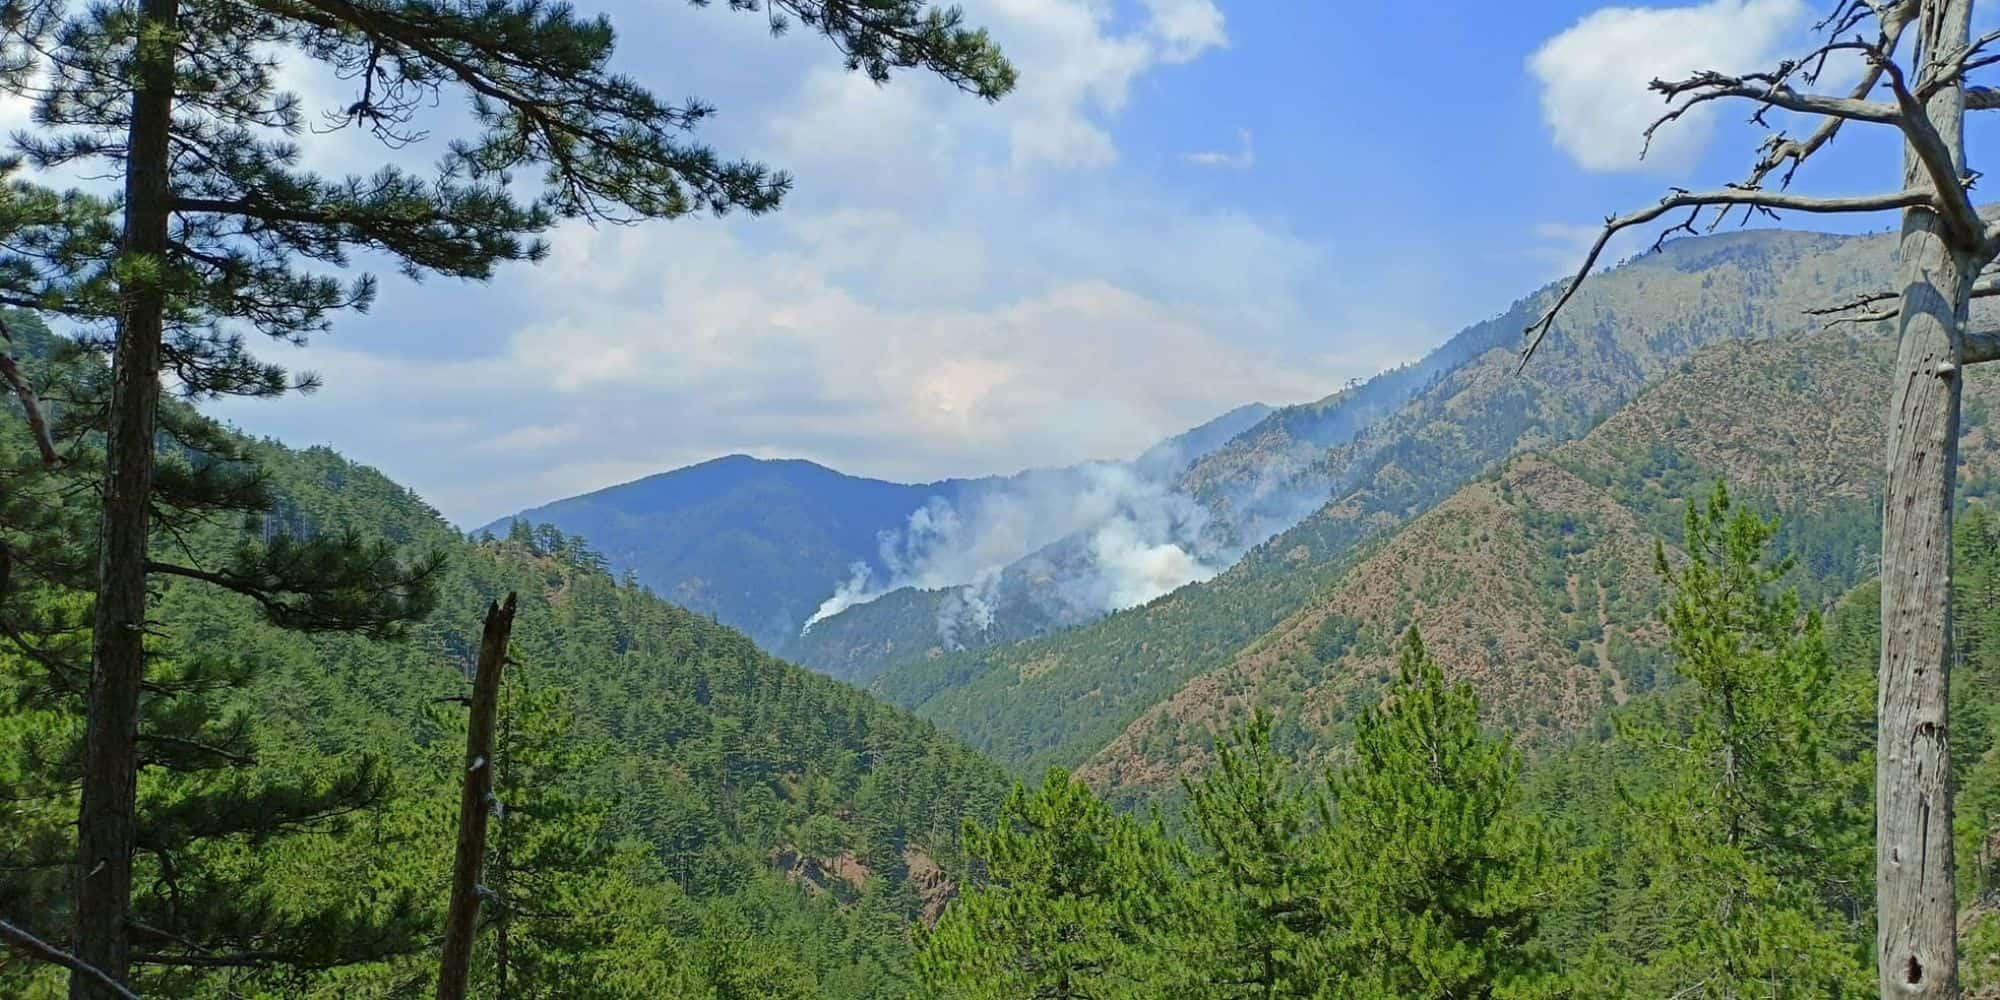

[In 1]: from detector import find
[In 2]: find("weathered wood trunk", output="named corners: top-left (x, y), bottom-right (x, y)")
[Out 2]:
top-left (436, 594), bottom-right (516, 1000)
top-left (69, 0), bottom-right (177, 993)
top-left (1879, 5), bottom-right (1972, 996)
top-left (1881, 224), bottom-right (1970, 1000)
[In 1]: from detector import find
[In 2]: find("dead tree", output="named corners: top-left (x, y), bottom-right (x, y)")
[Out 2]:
top-left (1524, 1), bottom-right (1998, 995)
top-left (436, 593), bottom-right (516, 1000)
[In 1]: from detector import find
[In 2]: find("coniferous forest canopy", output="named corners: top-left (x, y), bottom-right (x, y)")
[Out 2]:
top-left (0, 0), bottom-right (1997, 997)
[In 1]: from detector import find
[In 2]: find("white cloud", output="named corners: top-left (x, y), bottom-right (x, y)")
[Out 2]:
top-left (208, 1), bottom-right (1387, 527)
top-left (1140, 0), bottom-right (1228, 62)
top-left (769, 0), bottom-right (1229, 174)
top-left (1528, 0), bottom-right (1807, 172)
top-left (224, 206), bottom-right (1339, 526)
top-left (1180, 128), bottom-right (1254, 170)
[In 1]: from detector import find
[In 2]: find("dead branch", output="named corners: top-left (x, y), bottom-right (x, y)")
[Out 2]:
top-left (1715, 2), bottom-right (1917, 223)
top-left (1805, 274), bottom-right (2000, 327)
top-left (0, 917), bottom-right (141, 1000)
top-left (1966, 329), bottom-right (2000, 363)
top-left (1646, 71), bottom-right (1898, 159)
top-left (0, 317), bottom-right (58, 467)
top-left (1869, 41), bottom-right (1988, 247)
top-left (1921, 26), bottom-right (2000, 99)
top-left (1522, 187), bottom-right (1935, 365)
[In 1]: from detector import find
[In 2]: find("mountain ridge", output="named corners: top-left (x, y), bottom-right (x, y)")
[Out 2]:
top-left (485, 404), bottom-right (1286, 654)
top-left (864, 225), bottom-right (1914, 777)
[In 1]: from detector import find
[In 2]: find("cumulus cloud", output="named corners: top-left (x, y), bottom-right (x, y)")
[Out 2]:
top-left (1139, 0), bottom-right (1228, 62)
top-left (1528, 0), bottom-right (1807, 171)
top-left (208, 0), bottom-right (1369, 527)
top-left (1181, 128), bottom-right (1254, 170)
top-left (227, 211), bottom-right (1335, 525)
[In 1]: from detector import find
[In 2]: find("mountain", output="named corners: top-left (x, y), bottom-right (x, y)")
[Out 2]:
top-left (478, 454), bottom-right (974, 650)
top-left (862, 226), bottom-right (1916, 777)
top-left (0, 326), bottom-right (1011, 996)
top-left (1131, 401), bottom-right (1274, 480)
top-left (484, 405), bottom-right (1278, 655)
top-left (1082, 326), bottom-right (2000, 795)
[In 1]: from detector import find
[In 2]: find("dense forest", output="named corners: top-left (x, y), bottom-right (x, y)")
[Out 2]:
top-left (0, 320), bottom-right (1007, 997)
top-left (3, 302), bottom-right (1994, 994)
top-left (920, 486), bottom-right (2000, 997)
top-left (1, 0), bottom-right (1998, 993)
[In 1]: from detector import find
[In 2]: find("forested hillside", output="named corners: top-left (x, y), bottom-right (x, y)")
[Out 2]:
top-left (0, 324), bottom-right (1008, 997)
top-left (483, 454), bottom-right (973, 651)
top-left (868, 227), bottom-right (1922, 776)
top-left (916, 487), bottom-right (2000, 997)
top-left (1083, 326), bottom-right (2000, 795)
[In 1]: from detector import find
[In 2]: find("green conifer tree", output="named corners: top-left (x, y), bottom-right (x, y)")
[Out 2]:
top-left (1600, 482), bottom-right (1872, 997)
top-left (0, 2), bottom-right (1013, 994)
top-left (1320, 629), bottom-right (1560, 999)
top-left (479, 665), bottom-right (615, 998)
top-left (917, 768), bottom-right (1180, 1000)
top-left (0, 319), bottom-right (441, 994)
top-left (1181, 710), bottom-right (1337, 999)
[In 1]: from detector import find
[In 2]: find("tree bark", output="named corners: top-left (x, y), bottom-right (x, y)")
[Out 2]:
top-left (69, 0), bottom-right (177, 993)
top-left (1879, 5), bottom-right (1972, 996)
top-left (436, 593), bottom-right (516, 1000)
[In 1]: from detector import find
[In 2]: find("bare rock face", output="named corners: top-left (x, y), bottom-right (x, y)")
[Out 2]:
top-left (902, 846), bottom-right (956, 928)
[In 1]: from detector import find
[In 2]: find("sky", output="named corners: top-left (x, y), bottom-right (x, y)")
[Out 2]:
top-left (177, 0), bottom-right (1993, 526)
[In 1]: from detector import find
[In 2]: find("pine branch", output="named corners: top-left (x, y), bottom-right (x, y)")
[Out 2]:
top-left (0, 917), bottom-right (140, 999)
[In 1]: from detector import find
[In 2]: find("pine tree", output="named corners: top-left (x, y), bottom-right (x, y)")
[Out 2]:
top-left (1600, 483), bottom-right (1872, 997)
top-left (1319, 629), bottom-right (1560, 999)
top-left (0, 319), bottom-right (441, 993)
top-left (917, 768), bottom-right (1180, 1000)
top-left (479, 665), bottom-right (615, 998)
top-left (0, 1), bottom-right (1014, 994)
top-left (1180, 710), bottom-right (1337, 999)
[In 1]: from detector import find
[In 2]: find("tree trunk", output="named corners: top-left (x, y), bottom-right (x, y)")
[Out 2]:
top-left (69, 0), bottom-right (177, 993)
top-left (1880, 7), bottom-right (1973, 995)
top-left (436, 594), bottom-right (516, 1000)
top-left (494, 693), bottom-right (512, 1000)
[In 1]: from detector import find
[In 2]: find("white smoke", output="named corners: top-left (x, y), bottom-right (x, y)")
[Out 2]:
top-left (800, 561), bottom-right (874, 633)
top-left (1084, 516), bottom-right (1219, 609)
top-left (801, 461), bottom-right (1233, 643)
top-left (935, 569), bottom-right (1001, 650)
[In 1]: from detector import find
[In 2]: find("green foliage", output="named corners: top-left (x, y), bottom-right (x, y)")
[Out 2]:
top-left (1180, 711), bottom-right (1337, 998)
top-left (926, 637), bottom-right (1562, 998)
top-left (917, 770), bottom-right (1182, 999)
top-left (1566, 483), bottom-right (1873, 996)
top-left (1323, 630), bottom-right (1561, 999)
top-left (0, 316), bottom-right (444, 986)
top-left (0, 330), bottom-right (1011, 996)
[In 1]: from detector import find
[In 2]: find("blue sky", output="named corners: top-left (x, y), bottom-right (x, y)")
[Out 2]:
top-left (179, 0), bottom-right (1975, 525)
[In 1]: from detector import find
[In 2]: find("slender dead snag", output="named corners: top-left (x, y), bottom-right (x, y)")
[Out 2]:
top-left (1524, 1), bottom-right (2000, 995)
top-left (0, 353), bottom-right (57, 468)
top-left (435, 593), bottom-right (516, 1000)
top-left (0, 318), bottom-right (58, 468)
top-left (1, 918), bottom-right (141, 1000)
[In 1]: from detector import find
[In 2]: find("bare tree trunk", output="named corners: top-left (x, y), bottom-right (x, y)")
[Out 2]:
top-left (494, 692), bottom-right (512, 1000)
top-left (69, 0), bottom-right (177, 993)
top-left (436, 594), bottom-right (516, 1000)
top-left (1880, 7), bottom-right (1972, 996)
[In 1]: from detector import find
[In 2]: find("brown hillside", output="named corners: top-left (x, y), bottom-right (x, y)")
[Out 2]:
top-left (1081, 328), bottom-right (2000, 794)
